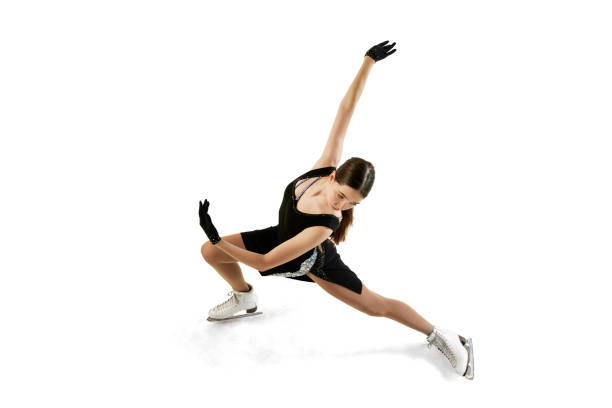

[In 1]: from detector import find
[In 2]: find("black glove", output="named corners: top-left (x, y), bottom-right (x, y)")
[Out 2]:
top-left (365, 40), bottom-right (397, 63)
top-left (199, 199), bottom-right (221, 245)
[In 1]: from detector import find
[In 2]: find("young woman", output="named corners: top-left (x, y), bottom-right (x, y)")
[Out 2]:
top-left (199, 41), bottom-right (474, 380)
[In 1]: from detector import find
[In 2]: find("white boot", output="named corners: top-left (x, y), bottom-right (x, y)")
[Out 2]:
top-left (208, 283), bottom-right (259, 321)
top-left (426, 326), bottom-right (474, 380)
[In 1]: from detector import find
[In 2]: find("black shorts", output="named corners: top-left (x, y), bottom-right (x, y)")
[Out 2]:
top-left (240, 225), bottom-right (363, 295)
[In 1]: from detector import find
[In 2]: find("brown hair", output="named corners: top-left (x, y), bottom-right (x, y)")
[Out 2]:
top-left (330, 157), bottom-right (375, 245)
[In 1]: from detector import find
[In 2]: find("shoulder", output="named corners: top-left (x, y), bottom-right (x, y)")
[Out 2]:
top-left (293, 163), bottom-right (336, 183)
top-left (310, 157), bottom-right (337, 171)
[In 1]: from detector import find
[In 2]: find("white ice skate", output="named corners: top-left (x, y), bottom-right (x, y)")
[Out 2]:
top-left (207, 283), bottom-right (262, 322)
top-left (426, 326), bottom-right (474, 380)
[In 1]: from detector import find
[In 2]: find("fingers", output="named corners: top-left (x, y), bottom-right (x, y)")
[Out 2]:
top-left (384, 42), bottom-right (396, 50)
top-left (373, 40), bottom-right (397, 59)
top-left (199, 199), bottom-right (210, 214)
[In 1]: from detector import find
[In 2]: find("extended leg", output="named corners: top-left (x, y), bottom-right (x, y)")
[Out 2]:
top-left (306, 272), bottom-right (434, 335)
top-left (384, 297), bottom-right (434, 335)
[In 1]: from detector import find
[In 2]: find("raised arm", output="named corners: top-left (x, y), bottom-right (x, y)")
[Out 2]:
top-left (318, 41), bottom-right (396, 167)
top-left (318, 57), bottom-right (374, 167)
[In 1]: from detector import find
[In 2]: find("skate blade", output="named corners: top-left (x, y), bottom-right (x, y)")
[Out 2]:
top-left (207, 311), bottom-right (263, 322)
top-left (462, 337), bottom-right (474, 380)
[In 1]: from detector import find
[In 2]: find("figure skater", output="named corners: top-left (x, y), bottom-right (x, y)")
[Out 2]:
top-left (199, 41), bottom-right (474, 379)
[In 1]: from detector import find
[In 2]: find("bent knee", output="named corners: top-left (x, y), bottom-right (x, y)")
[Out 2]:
top-left (201, 241), bottom-right (216, 263)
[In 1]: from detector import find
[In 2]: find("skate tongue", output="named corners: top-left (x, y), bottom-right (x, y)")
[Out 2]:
top-left (426, 327), bottom-right (437, 343)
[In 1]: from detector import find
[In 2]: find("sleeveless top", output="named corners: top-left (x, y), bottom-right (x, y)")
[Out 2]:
top-left (261, 166), bottom-right (342, 276)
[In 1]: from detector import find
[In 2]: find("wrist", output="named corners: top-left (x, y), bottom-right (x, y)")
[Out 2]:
top-left (364, 55), bottom-right (375, 65)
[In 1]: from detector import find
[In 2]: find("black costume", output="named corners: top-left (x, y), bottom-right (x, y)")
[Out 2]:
top-left (240, 166), bottom-right (363, 295)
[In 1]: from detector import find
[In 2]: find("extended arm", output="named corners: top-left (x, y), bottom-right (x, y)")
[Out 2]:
top-left (320, 57), bottom-right (374, 166)
top-left (344, 56), bottom-right (376, 109)
top-left (320, 41), bottom-right (396, 166)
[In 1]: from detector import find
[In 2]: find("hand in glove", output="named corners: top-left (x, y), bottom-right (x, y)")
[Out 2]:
top-left (365, 40), bottom-right (397, 63)
top-left (199, 199), bottom-right (221, 245)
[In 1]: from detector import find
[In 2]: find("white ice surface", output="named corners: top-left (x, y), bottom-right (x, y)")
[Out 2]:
top-left (1, 1), bottom-right (611, 407)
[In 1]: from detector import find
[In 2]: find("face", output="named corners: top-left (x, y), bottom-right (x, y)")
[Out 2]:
top-left (325, 171), bottom-right (364, 211)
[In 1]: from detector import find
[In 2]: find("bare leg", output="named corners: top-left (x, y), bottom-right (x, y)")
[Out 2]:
top-left (207, 261), bottom-right (251, 292)
top-left (383, 297), bottom-right (434, 336)
top-left (306, 272), bottom-right (434, 336)
top-left (201, 234), bottom-right (252, 293)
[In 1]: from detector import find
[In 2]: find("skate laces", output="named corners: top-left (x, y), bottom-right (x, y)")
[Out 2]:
top-left (213, 291), bottom-right (238, 312)
top-left (428, 331), bottom-right (457, 368)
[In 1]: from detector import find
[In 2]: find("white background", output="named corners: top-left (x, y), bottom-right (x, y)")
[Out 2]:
top-left (1, 0), bottom-right (611, 406)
